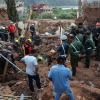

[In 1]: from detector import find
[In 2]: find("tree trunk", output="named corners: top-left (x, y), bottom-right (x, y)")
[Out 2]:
top-left (5, 0), bottom-right (19, 22)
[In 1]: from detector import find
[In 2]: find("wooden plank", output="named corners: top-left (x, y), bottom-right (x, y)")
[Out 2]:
top-left (2, 60), bottom-right (8, 82)
top-left (0, 95), bottom-right (32, 100)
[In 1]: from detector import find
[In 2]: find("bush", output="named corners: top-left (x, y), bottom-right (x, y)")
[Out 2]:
top-left (31, 8), bottom-right (77, 19)
top-left (53, 8), bottom-right (77, 19)
top-left (56, 12), bottom-right (76, 19)
top-left (40, 13), bottom-right (54, 19)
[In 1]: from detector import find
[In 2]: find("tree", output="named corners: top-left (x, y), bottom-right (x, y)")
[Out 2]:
top-left (5, 0), bottom-right (19, 22)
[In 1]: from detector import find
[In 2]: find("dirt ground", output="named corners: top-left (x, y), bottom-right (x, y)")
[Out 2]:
top-left (1, 59), bottom-right (99, 100)
top-left (0, 30), bottom-right (100, 100)
top-left (0, 53), bottom-right (100, 98)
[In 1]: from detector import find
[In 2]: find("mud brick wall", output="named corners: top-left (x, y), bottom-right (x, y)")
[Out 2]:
top-left (0, 8), bottom-right (8, 22)
top-left (83, 7), bottom-right (100, 25)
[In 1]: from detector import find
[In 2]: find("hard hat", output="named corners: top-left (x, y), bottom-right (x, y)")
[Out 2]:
top-left (28, 38), bottom-right (32, 42)
top-left (15, 39), bottom-right (19, 43)
top-left (20, 34), bottom-right (24, 38)
top-left (70, 23), bottom-right (77, 29)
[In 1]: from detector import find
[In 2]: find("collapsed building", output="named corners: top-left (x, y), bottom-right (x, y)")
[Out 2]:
top-left (76, 0), bottom-right (100, 26)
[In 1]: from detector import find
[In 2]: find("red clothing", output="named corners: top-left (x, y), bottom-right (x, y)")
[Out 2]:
top-left (8, 24), bottom-right (16, 33)
top-left (24, 44), bottom-right (33, 55)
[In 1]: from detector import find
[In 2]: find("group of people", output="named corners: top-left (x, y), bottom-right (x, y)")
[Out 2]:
top-left (0, 20), bottom-right (100, 100)
top-left (57, 22), bottom-right (100, 77)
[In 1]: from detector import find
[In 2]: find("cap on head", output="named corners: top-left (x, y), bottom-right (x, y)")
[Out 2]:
top-left (60, 35), bottom-right (67, 40)
top-left (69, 34), bottom-right (74, 38)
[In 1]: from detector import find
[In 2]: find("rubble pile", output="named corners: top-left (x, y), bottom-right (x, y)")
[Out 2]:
top-left (0, 20), bottom-right (100, 100)
top-left (37, 20), bottom-right (73, 34)
top-left (0, 84), bottom-right (13, 95)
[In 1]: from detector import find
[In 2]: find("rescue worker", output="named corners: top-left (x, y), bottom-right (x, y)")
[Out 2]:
top-left (32, 35), bottom-right (42, 46)
top-left (69, 34), bottom-right (84, 76)
top-left (21, 49), bottom-right (41, 92)
top-left (13, 38), bottom-right (20, 52)
top-left (30, 24), bottom-right (36, 40)
top-left (75, 29), bottom-right (83, 44)
top-left (70, 23), bottom-right (77, 36)
top-left (23, 39), bottom-right (33, 55)
top-left (8, 22), bottom-right (16, 42)
top-left (84, 30), bottom-right (95, 68)
top-left (57, 35), bottom-right (69, 59)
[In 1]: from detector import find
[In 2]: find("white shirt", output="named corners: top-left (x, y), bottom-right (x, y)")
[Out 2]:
top-left (21, 55), bottom-right (38, 75)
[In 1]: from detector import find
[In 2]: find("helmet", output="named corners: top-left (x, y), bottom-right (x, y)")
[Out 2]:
top-left (60, 35), bottom-right (67, 40)
top-left (28, 38), bottom-right (32, 43)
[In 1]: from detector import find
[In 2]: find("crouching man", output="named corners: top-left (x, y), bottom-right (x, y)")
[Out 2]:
top-left (48, 56), bottom-right (74, 100)
top-left (21, 50), bottom-right (41, 92)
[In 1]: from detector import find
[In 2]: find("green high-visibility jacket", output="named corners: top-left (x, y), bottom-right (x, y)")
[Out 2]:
top-left (69, 40), bottom-right (84, 57)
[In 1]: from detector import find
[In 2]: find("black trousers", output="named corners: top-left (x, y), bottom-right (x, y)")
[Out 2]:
top-left (70, 56), bottom-right (79, 76)
top-left (10, 32), bottom-right (15, 42)
top-left (28, 74), bottom-right (41, 92)
top-left (85, 53), bottom-right (91, 68)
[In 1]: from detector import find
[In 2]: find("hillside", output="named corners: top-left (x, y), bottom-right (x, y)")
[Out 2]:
top-left (24, 0), bottom-right (78, 6)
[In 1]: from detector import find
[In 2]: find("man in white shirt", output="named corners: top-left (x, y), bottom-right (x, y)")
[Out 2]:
top-left (21, 50), bottom-right (41, 92)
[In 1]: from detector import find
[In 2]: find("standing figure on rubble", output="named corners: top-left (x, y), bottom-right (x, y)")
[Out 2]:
top-left (30, 24), bottom-right (36, 40)
top-left (21, 50), bottom-right (41, 92)
top-left (75, 28), bottom-right (84, 44)
top-left (84, 30), bottom-right (95, 68)
top-left (22, 39), bottom-right (33, 55)
top-left (69, 34), bottom-right (84, 76)
top-left (57, 35), bottom-right (69, 59)
top-left (8, 22), bottom-right (16, 42)
top-left (48, 56), bottom-right (74, 100)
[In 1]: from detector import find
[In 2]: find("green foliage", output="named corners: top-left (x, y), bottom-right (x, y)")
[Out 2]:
top-left (53, 8), bottom-right (77, 19)
top-left (53, 8), bottom-right (62, 14)
top-left (31, 12), bottom-right (38, 19)
top-left (40, 13), bottom-right (54, 19)
top-left (30, 8), bottom-right (77, 19)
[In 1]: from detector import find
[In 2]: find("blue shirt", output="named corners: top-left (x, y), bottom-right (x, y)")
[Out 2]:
top-left (48, 64), bottom-right (72, 92)
top-left (57, 43), bottom-right (69, 56)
